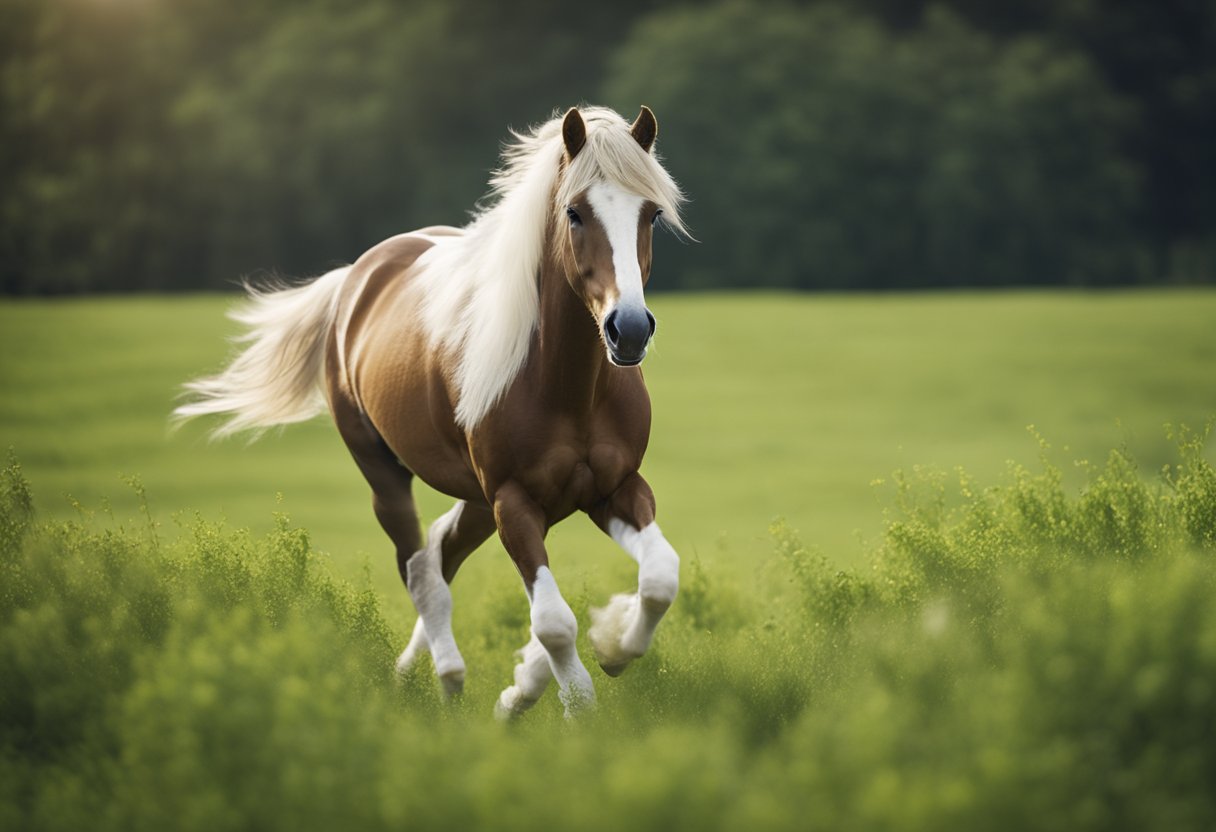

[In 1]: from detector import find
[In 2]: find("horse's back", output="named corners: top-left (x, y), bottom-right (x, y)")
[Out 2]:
top-left (343, 226), bottom-right (462, 307)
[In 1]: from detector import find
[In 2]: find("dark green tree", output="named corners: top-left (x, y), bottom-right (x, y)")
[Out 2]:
top-left (605, 2), bottom-right (1142, 290)
top-left (1, 0), bottom-right (1209, 292)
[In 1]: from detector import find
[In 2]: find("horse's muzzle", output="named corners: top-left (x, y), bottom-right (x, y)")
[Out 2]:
top-left (603, 306), bottom-right (656, 366)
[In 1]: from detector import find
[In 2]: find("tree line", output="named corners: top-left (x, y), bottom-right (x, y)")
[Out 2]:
top-left (2, 0), bottom-right (1213, 293)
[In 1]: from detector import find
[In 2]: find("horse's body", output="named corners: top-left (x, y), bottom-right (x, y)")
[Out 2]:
top-left (177, 106), bottom-right (686, 716)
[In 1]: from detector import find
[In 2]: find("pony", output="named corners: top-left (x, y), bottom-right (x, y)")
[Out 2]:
top-left (176, 105), bottom-right (687, 717)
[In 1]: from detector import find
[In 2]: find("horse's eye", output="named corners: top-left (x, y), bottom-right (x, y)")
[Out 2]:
top-left (566, 206), bottom-right (582, 226)
top-left (651, 208), bottom-right (664, 227)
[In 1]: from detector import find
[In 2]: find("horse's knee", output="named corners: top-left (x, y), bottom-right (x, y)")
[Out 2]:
top-left (530, 568), bottom-right (578, 653)
top-left (532, 600), bottom-right (578, 653)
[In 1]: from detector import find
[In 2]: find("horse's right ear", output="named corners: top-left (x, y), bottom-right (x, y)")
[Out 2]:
top-left (562, 108), bottom-right (586, 160)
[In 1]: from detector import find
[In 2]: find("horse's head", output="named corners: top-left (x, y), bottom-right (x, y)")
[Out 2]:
top-left (556, 106), bottom-right (683, 367)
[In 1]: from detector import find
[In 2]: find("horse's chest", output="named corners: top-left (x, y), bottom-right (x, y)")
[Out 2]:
top-left (522, 436), bottom-right (636, 515)
top-left (472, 396), bottom-right (647, 516)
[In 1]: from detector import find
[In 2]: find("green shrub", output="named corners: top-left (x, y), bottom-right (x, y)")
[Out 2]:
top-left (0, 459), bottom-right (403, 831)
top-left (2, 427), bottom-right (1214, 830)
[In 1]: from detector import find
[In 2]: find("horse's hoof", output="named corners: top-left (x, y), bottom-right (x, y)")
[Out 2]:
top-left (558, 686), bottom-right (597, 718)
top-left (598, 660), bottom-right (631, 678)
top-left (589, 592), bottom-right (641, 671)
top-left (439, 670), bottom-right (465, 698)
top-left (494, 688), bottom-right (524, 721)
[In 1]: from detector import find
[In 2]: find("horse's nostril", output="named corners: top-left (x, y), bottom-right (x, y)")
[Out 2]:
top-left (645, 310), bottom-right (656, 339)
top-left (604, 311), bottom-right (621, 346)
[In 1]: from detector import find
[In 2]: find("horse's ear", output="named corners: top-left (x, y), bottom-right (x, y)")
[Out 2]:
top-left (562, 108), bottom-right (587, 159)
top-left (630, 105), bottom-right (658, 153)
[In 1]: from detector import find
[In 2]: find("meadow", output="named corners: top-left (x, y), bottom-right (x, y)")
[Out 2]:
top-left (2, 290), bottom-right (1215, 829)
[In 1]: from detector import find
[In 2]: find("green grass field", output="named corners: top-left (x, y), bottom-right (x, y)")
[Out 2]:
top-left (2, 290), bottom-right (1216, 829)
top-left (2, 291), bottom-right (1214, 616)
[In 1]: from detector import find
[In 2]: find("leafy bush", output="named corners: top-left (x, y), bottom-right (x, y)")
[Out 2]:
top-left (0, 454), bottom-right (401, 831)
top-left (2, 427), bottom-right (1214, 830)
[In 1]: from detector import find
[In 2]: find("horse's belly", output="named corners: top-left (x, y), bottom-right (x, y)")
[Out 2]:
top-left (407, 452), bottom-right (486, 505)
top-left (364, 371), bottom-right (486, 503)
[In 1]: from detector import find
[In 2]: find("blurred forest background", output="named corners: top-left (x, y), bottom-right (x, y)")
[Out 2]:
top-left (2, 0), bottom-right (1213, 294)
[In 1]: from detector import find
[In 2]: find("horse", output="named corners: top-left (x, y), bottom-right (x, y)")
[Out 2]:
top-left (175, 105), bottom-right (688, 717)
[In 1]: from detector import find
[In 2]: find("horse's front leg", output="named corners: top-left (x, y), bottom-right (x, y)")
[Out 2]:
top-left (493, 483), bottom-right (596, 718)
top-left (588, 473), bottom-right (680, 676)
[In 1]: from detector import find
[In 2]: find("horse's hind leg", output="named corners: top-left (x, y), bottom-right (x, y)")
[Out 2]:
top-left (588, 473), bottom-right (680, 676)
top-left (394, 500), bottom-right (496, 678)
top-left (333, 400), bottom-right (481, 696)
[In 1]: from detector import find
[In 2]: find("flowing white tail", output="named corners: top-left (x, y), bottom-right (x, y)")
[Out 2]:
top-left (174, 267), bottom-right (349, 437)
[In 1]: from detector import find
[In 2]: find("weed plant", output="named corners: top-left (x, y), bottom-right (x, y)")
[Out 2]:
top-left (2, 427), bottom-right (1214, 831)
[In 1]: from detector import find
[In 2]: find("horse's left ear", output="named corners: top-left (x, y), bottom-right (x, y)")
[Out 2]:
top-left (630, 106), bottom-right (658, 153)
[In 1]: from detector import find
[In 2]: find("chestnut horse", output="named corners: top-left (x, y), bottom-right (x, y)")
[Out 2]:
top-left (176, 106), bottom-right (687, 717)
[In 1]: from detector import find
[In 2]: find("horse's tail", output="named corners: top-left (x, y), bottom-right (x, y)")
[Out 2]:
top-left (173, 267), bottom-right (349, 438)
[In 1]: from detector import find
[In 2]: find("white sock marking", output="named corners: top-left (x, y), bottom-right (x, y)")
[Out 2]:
top-left (529, 566), bottom-right (596, 715)
top-left (590, 520), bottom-right (679, 669)
top-left (404, 504), bottom-right (466, 695)
top-left (494, 634), bottom-right (555, 720)
top-left (394, 616), bottom-right (430, 676)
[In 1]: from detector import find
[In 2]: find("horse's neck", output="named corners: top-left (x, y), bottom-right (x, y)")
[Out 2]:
top-left (535, 253), bottom-right (607, 417)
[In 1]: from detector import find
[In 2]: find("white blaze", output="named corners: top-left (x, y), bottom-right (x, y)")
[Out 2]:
top-left (586, 182), bottom-right (647, 312)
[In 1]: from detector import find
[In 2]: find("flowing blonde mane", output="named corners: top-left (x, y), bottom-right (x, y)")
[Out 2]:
top-left (418, 106), bottom-right (686, 430)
